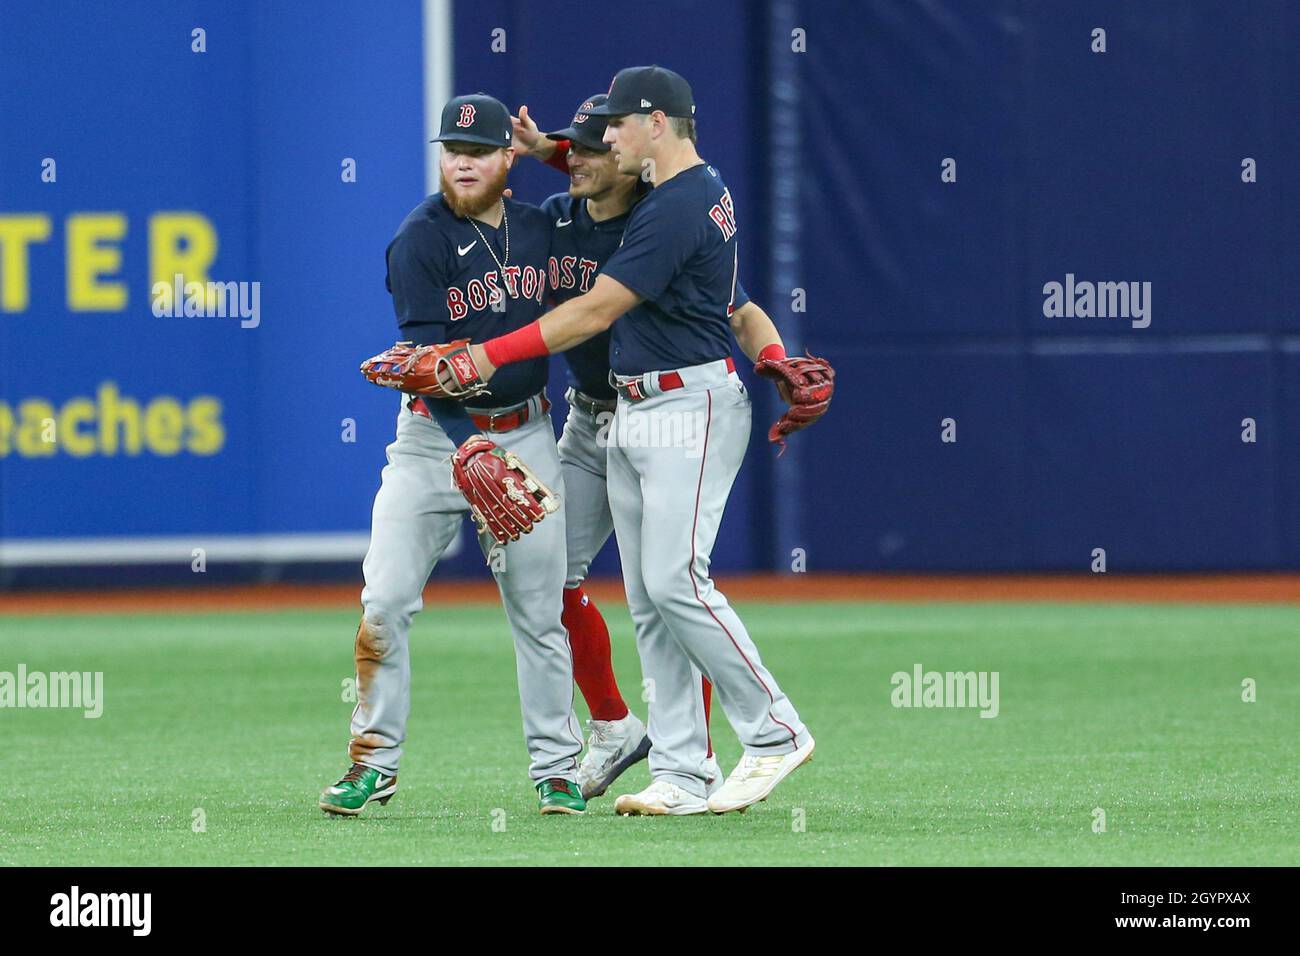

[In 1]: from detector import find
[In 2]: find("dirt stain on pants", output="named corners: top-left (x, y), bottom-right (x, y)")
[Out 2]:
top-left (349, 617), bottom-right (388, 764)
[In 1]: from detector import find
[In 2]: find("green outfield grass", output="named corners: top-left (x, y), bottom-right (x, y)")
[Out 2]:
top-left (1, 600), bottom-right (1296, 866)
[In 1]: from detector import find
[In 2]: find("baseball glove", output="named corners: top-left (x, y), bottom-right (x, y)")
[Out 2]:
top-left (360, 339), bottom-right (489, 400)
top-left (753, 351), bottom-right (835, 453)
top-left (451, 436), bottom-right (560, 544)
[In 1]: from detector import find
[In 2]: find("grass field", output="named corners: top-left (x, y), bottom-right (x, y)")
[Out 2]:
top-left (1, 599), bottom-right (1296, 866)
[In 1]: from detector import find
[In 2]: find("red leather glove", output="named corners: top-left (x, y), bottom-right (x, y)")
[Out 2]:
top-left (753, 352), bottom-right (835, 453)
top-left (451, 436), bottom-right (559, 544)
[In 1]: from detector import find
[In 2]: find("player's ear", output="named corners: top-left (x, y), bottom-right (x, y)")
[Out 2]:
top-left (504, 146), bottom-right (515, 169)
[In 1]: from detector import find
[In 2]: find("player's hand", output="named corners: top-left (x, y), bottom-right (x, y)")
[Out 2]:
top-left (427, 340), bottom-right (496, 396)
top-left (511, 105), bottom-right (556, 161)
top-left (468, 342), bottom-right (497, 383)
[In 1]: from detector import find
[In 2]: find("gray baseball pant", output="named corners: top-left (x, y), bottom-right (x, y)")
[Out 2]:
top-left (348, 394), bottom-right (583, 784)
top-left (605, 359), bottom-right (809, 798)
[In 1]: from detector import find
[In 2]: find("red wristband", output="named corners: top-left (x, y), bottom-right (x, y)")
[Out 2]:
top-left (757, 343), bottom-right (787, 363)
top-left (484, 321), bottom-right (549, 368)
top-left (543, 141), bottom-right (571, 175)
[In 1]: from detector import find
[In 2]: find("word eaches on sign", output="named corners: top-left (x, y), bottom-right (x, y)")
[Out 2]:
top-left (0, 211), bottom-right (219, 312)
top-left (0, 382), bottom-right (225, 459)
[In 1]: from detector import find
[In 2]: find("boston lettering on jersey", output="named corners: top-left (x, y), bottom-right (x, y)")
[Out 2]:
top-left (540, 192), bottom-right (632, 400)
top-left (547, 248), bottom-right (602, 295)
top-left (445, 263), bottom-right (547, 319)
top-left (385, 194), bottom-right (552, 410)
top-left (600, 163), bottom-right (746, 376)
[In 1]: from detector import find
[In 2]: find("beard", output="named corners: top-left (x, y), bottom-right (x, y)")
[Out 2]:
top-left (441, 165), bottom-right (509, 218)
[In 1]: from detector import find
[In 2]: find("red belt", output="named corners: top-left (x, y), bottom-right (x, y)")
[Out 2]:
top-left (407, 394), bottom-right (549, 433)
top-left (617, 356), bottom-right (735, 402)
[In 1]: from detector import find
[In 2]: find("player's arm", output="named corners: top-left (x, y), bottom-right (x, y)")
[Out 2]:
top-left (730, 299), bottom-right (787, 364)
top-left (467, 274), bottom-right (640, 380)
top-left (383, 231), bottom-right (480, 445)
top-left (445, 193), bottom-right (684, 389)
top-left (511, 105), bottom-right (570, 173)
top-left (420, 386), bottom-right (479, 443)
top-left (736, 292), bottom-right (836, 450)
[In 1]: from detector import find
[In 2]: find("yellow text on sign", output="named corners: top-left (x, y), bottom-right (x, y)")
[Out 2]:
top-left (0, 382), bottom-right (225, 458)
top-left (0, 212), bottom-right (220, 312)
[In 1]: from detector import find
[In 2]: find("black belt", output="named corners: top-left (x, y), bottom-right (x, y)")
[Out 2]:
top-left (567, 389), bottom-right (617, 417)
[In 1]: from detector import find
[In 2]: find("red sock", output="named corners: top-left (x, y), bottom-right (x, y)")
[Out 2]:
top-left (563, 586), bottom-right (629, 721)
top-left (702, 676), bottom-right (713, 758)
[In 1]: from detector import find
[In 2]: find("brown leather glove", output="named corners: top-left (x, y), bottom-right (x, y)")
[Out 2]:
top-left (360, 339), bottom-right (489, 399)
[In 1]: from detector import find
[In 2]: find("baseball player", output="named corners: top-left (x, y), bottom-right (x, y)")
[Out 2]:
top-left (513, 94), bottom-right (727, 799)
top-left (319, 93), bottom-right (586, 817)
top-left (426, 67), bottom-right (834, 815)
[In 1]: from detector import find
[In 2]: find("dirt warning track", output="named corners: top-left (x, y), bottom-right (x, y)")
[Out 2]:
top-left (3, 574), bottom-right (1300, 616)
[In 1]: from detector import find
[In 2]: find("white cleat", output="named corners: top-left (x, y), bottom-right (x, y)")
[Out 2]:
top-left (614, 778), bottom-right (709, 816)
top-left (577, 712), bottom-right (650, 799)
top-left (707, 736), bottom-right (816, 815)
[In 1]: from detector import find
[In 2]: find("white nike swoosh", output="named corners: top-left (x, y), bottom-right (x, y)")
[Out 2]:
top-left (556, 219), bottom-right (572, 227)
top-left (457, 241), bottom-right (477, 256)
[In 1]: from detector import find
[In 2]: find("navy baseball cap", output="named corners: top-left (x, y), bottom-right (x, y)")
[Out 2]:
top-left (583, 66), bottom-right (695, 119)
top-left (545, 94), bottom-right (612, 151)
top-left (431, 93), bottom-right (513, 147)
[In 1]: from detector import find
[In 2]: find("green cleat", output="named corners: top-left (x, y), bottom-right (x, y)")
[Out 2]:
top-left (319, 763), bottom-right (397, 816)
top-left (537, 777), bottom-right (586, 815)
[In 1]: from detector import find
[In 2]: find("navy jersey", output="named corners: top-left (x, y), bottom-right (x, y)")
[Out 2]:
top-left (385, 195), bottom-right (552, 414)
top-left (540, 192), bottom-right (628, 399)
top-left (600, 163), bottom-right (745, 376)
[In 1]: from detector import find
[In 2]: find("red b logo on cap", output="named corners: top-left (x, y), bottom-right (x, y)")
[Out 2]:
top-left (456, 104), bottom-right (476, 128)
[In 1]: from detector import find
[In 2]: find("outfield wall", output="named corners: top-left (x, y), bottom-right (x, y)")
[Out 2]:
top-left (1, 1), bottom-right (1297, 579)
